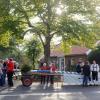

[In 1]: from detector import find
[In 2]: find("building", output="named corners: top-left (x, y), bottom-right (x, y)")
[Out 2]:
top-left (50, 44), bottom-right (91, 71)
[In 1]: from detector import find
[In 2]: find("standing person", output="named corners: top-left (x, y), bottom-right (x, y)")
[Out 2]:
top-left (7, 58), bottom-right (14, 87)
top-left (86, 61), bottom-right (92, 85)
top-left (76, 61), bottom-right (81, 74)
top-left (40, 63), bottom-right (49, 85)
top-left (0, 60), bottom-right (4, 86)
top-left (91, 60), bottom-right (99, 85)
top-left (82, 61), bottom-right (91, 87)
top-left (0, 62), bottom-right (3, 86)
top-left (2, 60), bottom-right (8, 85)
top-left (80, 61), bottom-right (85, 74)
top-left (50, 63), bottom-right (57, 85)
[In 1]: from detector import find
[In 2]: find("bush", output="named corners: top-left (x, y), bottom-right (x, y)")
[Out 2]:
top-left (67, 65), bottom-right (76, 72)
top-left (21, 64), bottom-right (32, 74)
top-left (88, 46), bottom-right (100, 65)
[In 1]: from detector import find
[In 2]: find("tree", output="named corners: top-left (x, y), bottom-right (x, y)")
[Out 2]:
top-left (88, 46), bottom-right (100, 65)
top-left (0, 0), bottom-right (25, 60)
top-left (1, 0), bottom-right (100, 65)
top-left (24, 37), bottom-right (42, 69)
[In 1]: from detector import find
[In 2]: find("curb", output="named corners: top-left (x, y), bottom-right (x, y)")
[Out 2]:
top-left (62, 84), bottom-right (100, 87)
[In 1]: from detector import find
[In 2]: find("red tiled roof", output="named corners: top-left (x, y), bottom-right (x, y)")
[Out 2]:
top-left (50, 50), bottom-right (64, 57)
top-left (69, 46), bottom-right (89, 55)
top-left (50, 45), bottom-right (89, 57)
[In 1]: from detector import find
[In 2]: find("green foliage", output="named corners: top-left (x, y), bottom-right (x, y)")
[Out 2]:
top-left (0, 0), bottom-right (100, 64)
top-left (21, 64), bottom-right (32, 74)
top-left (62, 0), bottom-right (99, 14)
top-left (0, 0), bottom-right (10, 16)
top-left (24, 37), bottom-right (42, 68)
top-left (2, 19), bottom-right (24, 37)
top-left (0, 0), bottom-right (25, 47)
top-left (58, 16), bottom-right (96, 48)
top-left (88, 46), bottom-right (100, 65)
top-left (61, 41), bottom-right (71, 54)
top-left (67, 65), bottom-right (76, 72)
top-left (0, 31), bottom-right (11, 47)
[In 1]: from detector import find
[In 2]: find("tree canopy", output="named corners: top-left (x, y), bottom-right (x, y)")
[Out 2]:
top-left (0, 0), bottom-right (100, 64)
top-left (88, 45), bottom-right (100, 65)
top-left (24, 37), bottom-right (42, 69)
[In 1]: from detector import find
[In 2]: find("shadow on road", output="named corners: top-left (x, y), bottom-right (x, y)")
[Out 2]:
top-left (0, 82), bottom-right (100, 100)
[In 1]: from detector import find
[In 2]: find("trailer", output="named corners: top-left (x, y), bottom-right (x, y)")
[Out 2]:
top-left (21, 70), bottom-right (63, 87)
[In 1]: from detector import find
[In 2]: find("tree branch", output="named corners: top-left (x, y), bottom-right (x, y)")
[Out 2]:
top-left (38, 34), bottom-right (45, 47)
top-left (38, 14), bottom-right (48, 26)
top-left (22, 10), bottom-right (33, 27)
top-left (26, 28), bottom-right (45, 47)
top-left (11, 1), bottom-right (33, 28)
top-left (22, 28), bottom-right (34, 35)
top-left (50, 31), bottom-right (58, 38)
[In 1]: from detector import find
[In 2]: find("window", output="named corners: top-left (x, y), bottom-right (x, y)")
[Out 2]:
top-left (71, 58), bottom-right (75, 65)
top-left (58, 57), bottom-right (64, 71)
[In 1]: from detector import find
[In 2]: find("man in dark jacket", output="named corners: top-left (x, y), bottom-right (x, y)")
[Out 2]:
top-left (82, 61), bottom-right (90, 86)
top-left (76, 61), bottom-right (81, 74)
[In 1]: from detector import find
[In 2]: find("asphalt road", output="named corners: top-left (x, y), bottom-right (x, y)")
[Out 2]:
top-left (0, 82), bottom-right (100, 100)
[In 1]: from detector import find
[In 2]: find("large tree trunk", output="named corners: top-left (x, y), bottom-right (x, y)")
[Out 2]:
top-left (43, 37), bottom-right (51, 65)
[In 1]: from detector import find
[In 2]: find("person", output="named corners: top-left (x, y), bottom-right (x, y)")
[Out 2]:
top-left (0, 60), bottom-right (4, 86)
top-left (13, 61), bottom-right (18, 80)
top-left (0, 65), bottom-right (3, 86)
top-left (87, 61), bottom-right (92, 85)
top-left (82, 61), bottom-right (91, 87)
top-left (2, 60), bottom-right (8, 85)
top-left (91, 60), bottom-right (99, 85)
top-left (79, 61), bottom-right (84, 74)
top-left (7, 58), bottom-right (14, 87)
top-left (49, 63), bottom-right (57, 85)
top-left (76, 61), bottom-right (81, 74)
top-left (40, 63), bottom-right (49, 85)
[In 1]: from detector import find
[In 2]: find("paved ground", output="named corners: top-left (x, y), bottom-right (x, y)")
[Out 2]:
top-left (1, 72), bottom-right (100, 100)
top-left (0, 79), bottom-right (20, 92)
top-left (0, 81), bottom-right (100, 100)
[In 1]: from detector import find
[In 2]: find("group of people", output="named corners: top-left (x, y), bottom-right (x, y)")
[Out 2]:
top-left (0, 58), bottom-right (15, 87)
top-left (40, 62), bottom-right (57, 86)
top-left (76, 60), bottom-right (99, 86)
top-left (1, 57), bottom-right (99, 87)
